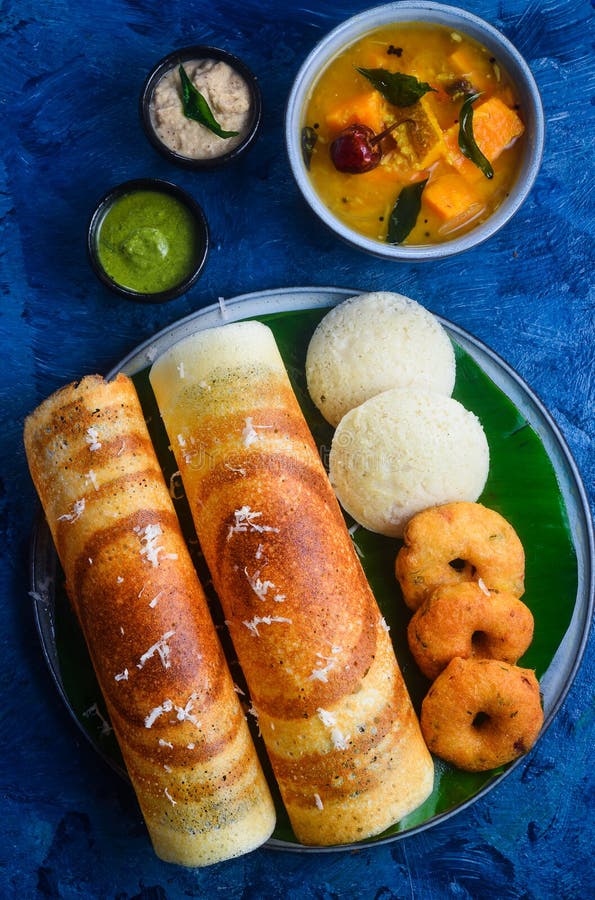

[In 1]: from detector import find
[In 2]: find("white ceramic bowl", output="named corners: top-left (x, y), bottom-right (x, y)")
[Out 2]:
top-left (285, 2), bottom-right (545, 261)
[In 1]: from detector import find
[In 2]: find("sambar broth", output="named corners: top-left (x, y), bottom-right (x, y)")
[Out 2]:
top-left (303, 23), bottom-right (525, 245)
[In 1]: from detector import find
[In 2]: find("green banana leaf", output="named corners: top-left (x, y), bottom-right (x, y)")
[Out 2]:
top-left (44, 303), bottom-right (579, 846)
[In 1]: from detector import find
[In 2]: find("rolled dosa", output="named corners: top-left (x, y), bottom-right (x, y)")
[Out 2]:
top-left (24, 374), bottom-right (275, 866)
top-left (149, 322), bottom-right (433, 845)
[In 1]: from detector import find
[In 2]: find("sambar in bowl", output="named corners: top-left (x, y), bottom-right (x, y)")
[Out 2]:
top-left (285, 2), bottom-right (544, 261)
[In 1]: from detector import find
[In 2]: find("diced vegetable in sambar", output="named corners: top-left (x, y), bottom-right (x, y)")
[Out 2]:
top-left (325, 91), bottom-right (385, 134)
top-left (303, 22), bottom-right (525, 244)
top-left (394, 96), bottom-right (446, 170)
top-left (448, 45), bottom-right (496, 92)
top-left (444, 98), bottom-right (524, 181)
top-left (423, 172), bottom-right (481, 222)
top-left (470, 97), bottom-right (524, 163)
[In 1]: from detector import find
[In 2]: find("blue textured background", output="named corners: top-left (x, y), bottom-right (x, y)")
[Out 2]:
top-left (1, 1), bottom-right (594, 897)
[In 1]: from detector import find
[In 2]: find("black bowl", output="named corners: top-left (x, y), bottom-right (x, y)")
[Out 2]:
top-left (87, 178), bottom-right (209, 303)
top-left (140, 45), bottom-right (262, 170)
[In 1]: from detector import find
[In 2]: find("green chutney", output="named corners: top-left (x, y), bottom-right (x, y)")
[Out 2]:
top-left (97, 190), bottom-right (202, 294)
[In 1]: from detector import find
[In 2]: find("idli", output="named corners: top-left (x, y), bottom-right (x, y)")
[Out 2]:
top-left (306, 292), bottom-right (456, 427)
top-left (329, 388), bottom-right (489, 538)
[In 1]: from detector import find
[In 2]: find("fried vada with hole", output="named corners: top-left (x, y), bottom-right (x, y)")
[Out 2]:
top-left (408, 582), bottom-right (534, 680)
top-left (396, 501), bottom-right (525, 610)
top-left (420, 657), bottom-right (543, 772)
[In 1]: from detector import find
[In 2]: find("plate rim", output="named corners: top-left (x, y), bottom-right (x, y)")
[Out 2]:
top-left (30, 285), bottom-right (595, 852)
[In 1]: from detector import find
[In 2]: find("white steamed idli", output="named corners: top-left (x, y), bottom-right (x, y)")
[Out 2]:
top-left (329, 388), bottom-right (489, 538)
top-left (306, 292), bottom-right (456, 427)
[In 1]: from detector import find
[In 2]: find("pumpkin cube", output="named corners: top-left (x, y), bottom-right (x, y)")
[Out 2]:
top-left (444, 97), bottom-right (525, 178)
top-left (325, 91), bottom-right (385, 134)
top-left (423, 172), bottom-right (480, 222)
top-left (448, 46), bottom-right (495, 92)
top-left (394, 95), bottom-right (446, 170)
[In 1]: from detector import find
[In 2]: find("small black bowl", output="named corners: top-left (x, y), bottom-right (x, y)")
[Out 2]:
top-left (140, 45), bottom-right (262, 170)
top-left (87, 178), bottom-right (209, 303)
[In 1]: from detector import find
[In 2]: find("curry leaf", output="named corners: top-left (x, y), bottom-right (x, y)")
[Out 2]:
top-left (356, 67), bottom-right (436, 107)
top-left (178, 64), bottom-right (239, 139)
top-left (386, 179), bottom-right (428, 244)
top-left (301, 126), bottom-right (318, 170)
top-left (458, 92), bottom-right (494, 179)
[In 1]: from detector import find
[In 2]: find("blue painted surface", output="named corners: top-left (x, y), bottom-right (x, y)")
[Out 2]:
top-left (1, 0), bottom-right (593, 896)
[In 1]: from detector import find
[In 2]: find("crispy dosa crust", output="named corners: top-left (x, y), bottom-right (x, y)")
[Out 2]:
top-left (24, 374), bottom-right (275, 866)
top-left (150, 323), bottom-right (434, 845)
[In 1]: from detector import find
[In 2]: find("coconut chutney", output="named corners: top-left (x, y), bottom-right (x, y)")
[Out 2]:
top-left (151, 58), bottom-right (252, 159)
